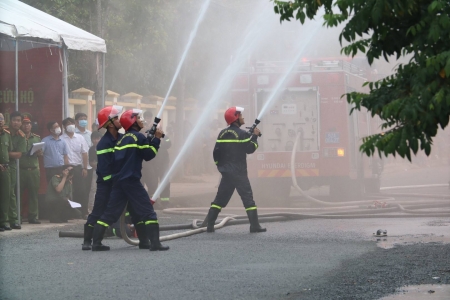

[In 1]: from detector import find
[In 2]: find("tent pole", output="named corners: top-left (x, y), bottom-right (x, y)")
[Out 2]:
top-left (63, 47), bottom-right (69, 118)
top-left (15, 39), bottom-right (21, 224)
top-left (102, 52), bottom-right (105, 107)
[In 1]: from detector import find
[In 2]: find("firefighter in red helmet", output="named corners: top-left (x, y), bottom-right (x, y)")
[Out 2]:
top-left (82, 105), bottom-right (127, 250)
top-left (206, 106), bottom-right (266, 233)
top-left (91, 109), bottom-right (169, 251)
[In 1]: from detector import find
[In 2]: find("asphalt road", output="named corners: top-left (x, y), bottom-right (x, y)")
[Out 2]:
top-left (1, 165), bottom-right (449, 300)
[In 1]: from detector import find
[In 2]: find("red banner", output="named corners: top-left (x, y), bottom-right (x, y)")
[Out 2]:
top-left (0, 46), bottom-right (63, 205)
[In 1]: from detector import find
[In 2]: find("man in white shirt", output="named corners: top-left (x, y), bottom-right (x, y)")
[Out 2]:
top-left (74, 113), bottom-right (94, 210)
top-left (74, 113), bottom-right (92, 147)
top-left (61, 117), bottom-right (89, 217)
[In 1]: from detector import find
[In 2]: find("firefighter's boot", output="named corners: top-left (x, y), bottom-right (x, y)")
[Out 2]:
top-left (135, 223), bottom-right (150, 249)
top-left (91, 224), bottom-right (110, 251)
top-left (246, 209), bottom-right (266, 233)
top-left (146, 223), bottom-right (169, 251)
top-left (206, 207), bottom-right (221, 233)
top-left (82, 224), bottom-right (94, 250)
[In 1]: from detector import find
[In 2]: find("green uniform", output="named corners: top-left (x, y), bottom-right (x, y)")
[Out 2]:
top-left (45, 175), bottom-right (79, 222)
top-left (0, 129), bottom-right (12, 227)
top-left (9, 129), bottom-right (26, 225)
top-left (20, 133), bottom-right (41, 220)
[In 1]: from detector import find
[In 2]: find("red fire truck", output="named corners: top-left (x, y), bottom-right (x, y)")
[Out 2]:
top-left (231, 58), bottom-right (383, 201)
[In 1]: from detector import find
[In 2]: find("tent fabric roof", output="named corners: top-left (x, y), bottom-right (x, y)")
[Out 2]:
top-left (0, 0), bottom-right (106, 53)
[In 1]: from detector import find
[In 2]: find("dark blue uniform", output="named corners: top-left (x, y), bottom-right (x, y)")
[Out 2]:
top-left (97, 129), bottom-right (160, 226)
top-left (86, 131), bottom-right (122, 226)
top-left (211, 124), bottom-right (258, 209)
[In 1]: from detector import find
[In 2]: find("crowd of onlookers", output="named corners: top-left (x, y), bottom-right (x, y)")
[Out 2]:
top-left (0, 109), bottom-right (222, 230)
top-left (0, 111), bottom-right (104, 229)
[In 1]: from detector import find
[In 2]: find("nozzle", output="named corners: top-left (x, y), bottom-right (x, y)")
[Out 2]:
top-left (254, 119), bottom-right (261, 125)
top-left (146, 117), bottom-right (165, 139)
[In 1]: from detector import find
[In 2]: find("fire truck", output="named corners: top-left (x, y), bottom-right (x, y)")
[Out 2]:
top-left (231, 58), bottom-right (383, 201)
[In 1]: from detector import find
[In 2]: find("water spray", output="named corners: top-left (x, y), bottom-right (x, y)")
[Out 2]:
top-left (151, 4), bottom-right (275, 201)
top-left (155, 0), bottom-right (211, 120)
top-left (143, 0), bottom-right (210, 143)
top-left (256, 20), bottom-right (322, 121)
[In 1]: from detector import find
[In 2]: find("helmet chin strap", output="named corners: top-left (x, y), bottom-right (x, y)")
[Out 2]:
top-left (108, 118), bottom-right (121, 131)
top-left (235, 113), bottom-right (242, 127)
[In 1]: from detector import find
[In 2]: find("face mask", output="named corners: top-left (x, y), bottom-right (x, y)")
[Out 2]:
top-left (54, 127), bottom-right (61, 135)
top-left (79, 120), bottom-right (88, 128)
top-left (66, 125), bottom-right (76, 133)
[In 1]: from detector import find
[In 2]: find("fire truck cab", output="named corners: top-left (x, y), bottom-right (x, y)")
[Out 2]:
top-left (231, 58), bottom-right (382, 201)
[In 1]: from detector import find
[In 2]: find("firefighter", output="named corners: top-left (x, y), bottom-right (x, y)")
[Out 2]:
top-left (206, 106), bottom-right (266, 233)
top-left (82, 106), bottom-right (123, 250)
top-left (82, 106), bottom-right (144, 250)
top-left (91, 109), bottom-right (169, 252)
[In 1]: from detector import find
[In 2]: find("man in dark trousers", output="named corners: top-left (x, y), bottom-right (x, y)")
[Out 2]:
top-left (205, 106), bottom-right (266, 233)
top-left (91, 109), bottom-right (169, 252)
top-left (82, 106), bottom-right (123, 250)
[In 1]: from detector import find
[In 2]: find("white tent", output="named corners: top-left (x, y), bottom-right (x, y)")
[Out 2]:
top-left (0, 0), bottom-right (107, 117)
top-left (0, 0), bottom-right (106, 52)
top-left (0, 0), bottom-right (107, 223)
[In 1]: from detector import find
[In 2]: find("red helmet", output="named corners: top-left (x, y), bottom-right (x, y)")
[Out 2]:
top-left (120, 109), bottom-right (143, 131)
top-left (98, 105), bottom-right (123, 128)
top-left (224, 106), bottom-right (244, 125)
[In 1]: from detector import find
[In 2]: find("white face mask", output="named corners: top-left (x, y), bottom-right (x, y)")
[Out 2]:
top-left (66, 124), bottom-right (76, 133)
top-left (54, 127), bottom-right (61, 135)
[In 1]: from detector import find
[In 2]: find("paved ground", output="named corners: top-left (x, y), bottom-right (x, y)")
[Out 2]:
top-left (1, 164), bottom-right (449, 299)
top-left (1, 215), bottom-right (449, 300)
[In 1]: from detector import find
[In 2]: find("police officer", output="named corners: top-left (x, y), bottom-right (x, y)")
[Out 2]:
top-left (20, 116), bottom-right (42, 224)
top-left (8, 111), bottom-right (26, 230)
top-left (0, 112), bottom-right (12, 232)
top-left (206, 106), bottom-right (266, 233)
top-left (91, 109), bottom-right (169, 251)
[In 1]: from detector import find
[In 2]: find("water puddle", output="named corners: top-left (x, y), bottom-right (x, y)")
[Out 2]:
top-left (375, 234), bottom-right (450, 249)
top-left (379, 284), bottom-right (450, 299)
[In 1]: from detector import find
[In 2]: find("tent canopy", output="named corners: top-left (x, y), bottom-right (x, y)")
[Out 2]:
top-left (0, 0), bottom-right (106, 53)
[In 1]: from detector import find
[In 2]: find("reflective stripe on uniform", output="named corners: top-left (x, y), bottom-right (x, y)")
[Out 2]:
top-left (251, 141), bottom-right (258, 149)
top-left (145, 220), bottom-right (158, 225)
top-left (112, 228), bottom-right (117, 236)
top-left (97, 148), bottom-right (114, 155)
top-left (215, 161), bottom-right (218, 165)
top-left (88, 224), bottom-right (94, 228)
top-left (125, 212), bottom-right (130, 216)
top-left (245, 206), bottom-right (257, 211)
top-left (211, 204), bottom-right (222, 210)
top-left (114, 144), bottom-right (157, 154)
top-left (136, 221), bottom-right (144, 225)
top-left (97, 220), bottom-right (109, 227)
top-left (103, 175), bottom-right (112, 181)
top-left (216, 138), bottom-right (251, 143)
top-left (160, 198), bottom-right (169, 201)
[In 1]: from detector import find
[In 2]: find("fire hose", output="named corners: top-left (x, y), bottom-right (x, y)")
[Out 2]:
top-left (59, 132), bottom-right (450, 245)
